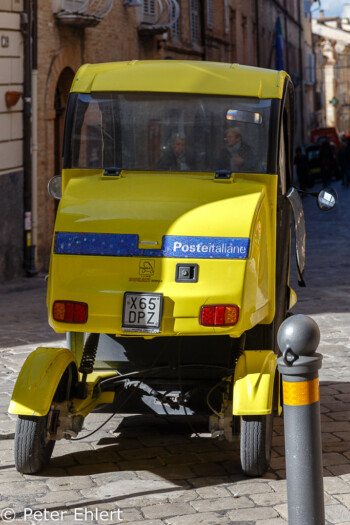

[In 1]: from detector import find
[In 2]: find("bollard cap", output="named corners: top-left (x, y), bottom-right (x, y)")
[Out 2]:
top-left (277, 314), bottom-right (320, 364)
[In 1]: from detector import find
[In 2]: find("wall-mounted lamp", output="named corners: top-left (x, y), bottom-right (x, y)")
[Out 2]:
top-left (5, 91), bottom-right (22, 108)
top-left (123, 0), bottom-right (142, 6)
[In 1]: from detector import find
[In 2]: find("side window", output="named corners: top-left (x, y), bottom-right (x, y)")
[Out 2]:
top-left (278, 116), bottom-right (287, 195)
top-left (72, 100), bottom-right (103, 168)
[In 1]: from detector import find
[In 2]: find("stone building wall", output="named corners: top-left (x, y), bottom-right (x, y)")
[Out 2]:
top-left (32, 0), bottom-right (314, 272)
top-left (313, 15), bottom-right (350, 134)
top-left (36, 1), bottom-right (83, 270)
top-left (231, 0), bottom-right (314, 147)
top-left (35, 0), bottom-right (233, 270)
top-left (0, 0), bottom-right (24, 281)
top-left (0, 0), bottom-right (316, 280)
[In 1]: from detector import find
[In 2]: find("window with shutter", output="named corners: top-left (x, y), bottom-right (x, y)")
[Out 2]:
top-left (53, 0), bottom-right (85, 12)
top-left (190, 0), bottom-right (200, 44)
top-left (207, 0), bottom-right (213, 29)
top-left (142, 0), bottom-right (157, 24)
top-left (224, 0), bottom-right (229, 34)
top-left (309, 53), bottom-right (315, 84)
top-left (171, 1), bottom-right (181, 41)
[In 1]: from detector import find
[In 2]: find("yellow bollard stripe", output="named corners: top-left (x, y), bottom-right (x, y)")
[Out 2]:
top-left (283, 378), bottom-right (319, 406)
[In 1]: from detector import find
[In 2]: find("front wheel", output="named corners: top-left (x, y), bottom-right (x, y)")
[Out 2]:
top-left (14, 415), bottom-right (55, 474)
top-left (240, 410), bottom-right (274, 477)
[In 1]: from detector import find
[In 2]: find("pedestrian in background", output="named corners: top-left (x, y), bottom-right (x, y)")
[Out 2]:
top-left (343, 138), bottom-right (350, 188)
top-left (294, 146), bottom-right (308, 191)
top-left (338, 137), bottom-right (350, 188)
top-left (319, 138), bottom-right (333, 187)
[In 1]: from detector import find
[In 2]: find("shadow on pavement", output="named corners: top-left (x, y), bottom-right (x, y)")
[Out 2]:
top-left (26, 379), bottom-right (350, 485)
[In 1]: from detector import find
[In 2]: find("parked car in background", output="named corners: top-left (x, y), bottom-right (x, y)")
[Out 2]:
top-left (310, 127), bottom-right (341, 151)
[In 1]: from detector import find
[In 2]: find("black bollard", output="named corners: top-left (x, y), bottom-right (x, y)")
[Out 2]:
top-left (277, 314), bottom-right (324, 525)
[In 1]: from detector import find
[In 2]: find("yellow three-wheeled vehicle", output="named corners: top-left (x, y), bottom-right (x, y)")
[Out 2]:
top-left (9, 60), bottom-right (335, 476)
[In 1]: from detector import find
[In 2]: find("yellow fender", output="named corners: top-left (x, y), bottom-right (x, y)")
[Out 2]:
top-left (8, 347), bottom-right (78, 417)
top-left (233, 350), bottom-right (277, 416)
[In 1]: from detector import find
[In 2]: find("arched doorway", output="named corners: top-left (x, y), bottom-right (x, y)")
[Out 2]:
top-left (54, 67), bottom-right (74, 175)
top-left (37, 47), bottom-right (81, 271)
top-left (54, 68), bottom-right (75, 214)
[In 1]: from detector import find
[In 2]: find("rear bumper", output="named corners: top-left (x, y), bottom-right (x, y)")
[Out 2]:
top-left (48, 255), bottom-right (269, 336)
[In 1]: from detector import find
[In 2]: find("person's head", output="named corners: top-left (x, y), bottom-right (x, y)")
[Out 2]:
top-left (224, 127), bottom-right (241, 147)
top-left (295, 147), bottom-right (302, 156)
top-left (320, 138), bottom-right (330, 151)
top-left (170, 133), bottom-right (186, 155)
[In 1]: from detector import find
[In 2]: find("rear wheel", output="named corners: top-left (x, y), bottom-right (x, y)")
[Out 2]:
top-left (240, 409), bottom-right (274, 477)
top-left (15, 415), bottom-right (54, 474)
top-left (14, 363), bottom-right (77, 474)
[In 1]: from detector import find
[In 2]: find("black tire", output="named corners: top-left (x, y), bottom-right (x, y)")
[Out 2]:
top-left (14, 415), bottom-right (55, 474)
top-left (240, 409), bottom-right (274, 477)
top-left (14, 362), bottom-right (77, 474)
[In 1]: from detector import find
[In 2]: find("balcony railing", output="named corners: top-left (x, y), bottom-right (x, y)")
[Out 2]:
top-left (53, 0), bottom-right (114, 27)
top-left (138, 0), bottom-right (180, 36)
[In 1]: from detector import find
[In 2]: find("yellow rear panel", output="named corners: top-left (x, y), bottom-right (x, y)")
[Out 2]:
top-left (48, 172), bottom-right (277, 336)
top-left (48, 60), bottom-right (286, 338)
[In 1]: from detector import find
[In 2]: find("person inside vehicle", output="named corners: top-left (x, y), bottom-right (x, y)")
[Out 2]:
top-left (216, 127), bottom-right (260, 172)
top-left (157, 133), bottom-right (195, 171)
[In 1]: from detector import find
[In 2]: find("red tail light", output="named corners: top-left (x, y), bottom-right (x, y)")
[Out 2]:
top-left (53, 301), bottom-right (88, 323)
top-left (200, 304), bottom-right (239, 326)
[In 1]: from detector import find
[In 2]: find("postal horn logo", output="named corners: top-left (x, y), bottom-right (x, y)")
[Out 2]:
top-left (139, 259), bottom-right (155, 276)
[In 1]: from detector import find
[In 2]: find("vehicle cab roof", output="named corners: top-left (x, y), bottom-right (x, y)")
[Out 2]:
top-left (71, 60), bottom-right (288, 99)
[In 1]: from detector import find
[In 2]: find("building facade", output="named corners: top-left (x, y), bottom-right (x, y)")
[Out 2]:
top-left (0, 0), bottom-right (24, 280)
top-left (36, 0), bottom-right (242, 271)
top-left (313, 10), bottom-right (350, 134)
top-left (230, 0), bottom-right (316, 147)
top-left (1, 0), bottom-right (316, 279)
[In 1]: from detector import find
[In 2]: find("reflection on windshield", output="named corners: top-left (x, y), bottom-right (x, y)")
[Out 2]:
top-left (68, 92), bottom-right (272, 174)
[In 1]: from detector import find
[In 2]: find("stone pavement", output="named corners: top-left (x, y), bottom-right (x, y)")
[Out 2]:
top-left (1, 180), bottom-right (350, 525)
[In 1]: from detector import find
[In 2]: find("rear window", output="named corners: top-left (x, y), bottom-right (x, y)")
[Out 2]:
top-left (65, 92), bottom-right (272, 174)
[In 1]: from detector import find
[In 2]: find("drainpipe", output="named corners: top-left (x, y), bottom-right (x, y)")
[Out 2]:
top-left (297, 0), bottom-right (305, 144)
top-left (199, 0), bottom-right (207, 60)
top-left (283, 14), bottom-right (289, 72)
top-left (255, 0), bottom-right (260, 66)
top-left (22, 0), bottom-right (37, 276)
top-left (31, 0), bottom-right (38, 267)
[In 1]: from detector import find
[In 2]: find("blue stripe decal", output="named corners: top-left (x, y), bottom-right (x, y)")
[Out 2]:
top-left (145, 235), bottom-right (250, 259)
top-left (54, 233), bottom-right (140, 257)
top-left (54, 233), bottom-right (250, 259)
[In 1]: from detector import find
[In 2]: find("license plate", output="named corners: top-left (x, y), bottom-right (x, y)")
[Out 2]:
top-left (122, 292), bottom-right (163, 333)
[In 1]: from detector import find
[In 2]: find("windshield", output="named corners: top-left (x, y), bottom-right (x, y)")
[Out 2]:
top-left (65, 92), bottom-right (272, 174)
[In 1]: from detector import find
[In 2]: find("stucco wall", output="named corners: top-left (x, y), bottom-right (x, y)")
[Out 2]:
top-left (0, 0), bottom-right (24, 280)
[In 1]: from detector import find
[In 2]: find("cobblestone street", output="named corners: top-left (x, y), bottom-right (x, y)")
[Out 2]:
top-left (1, 181), bottom-right (350, 525)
